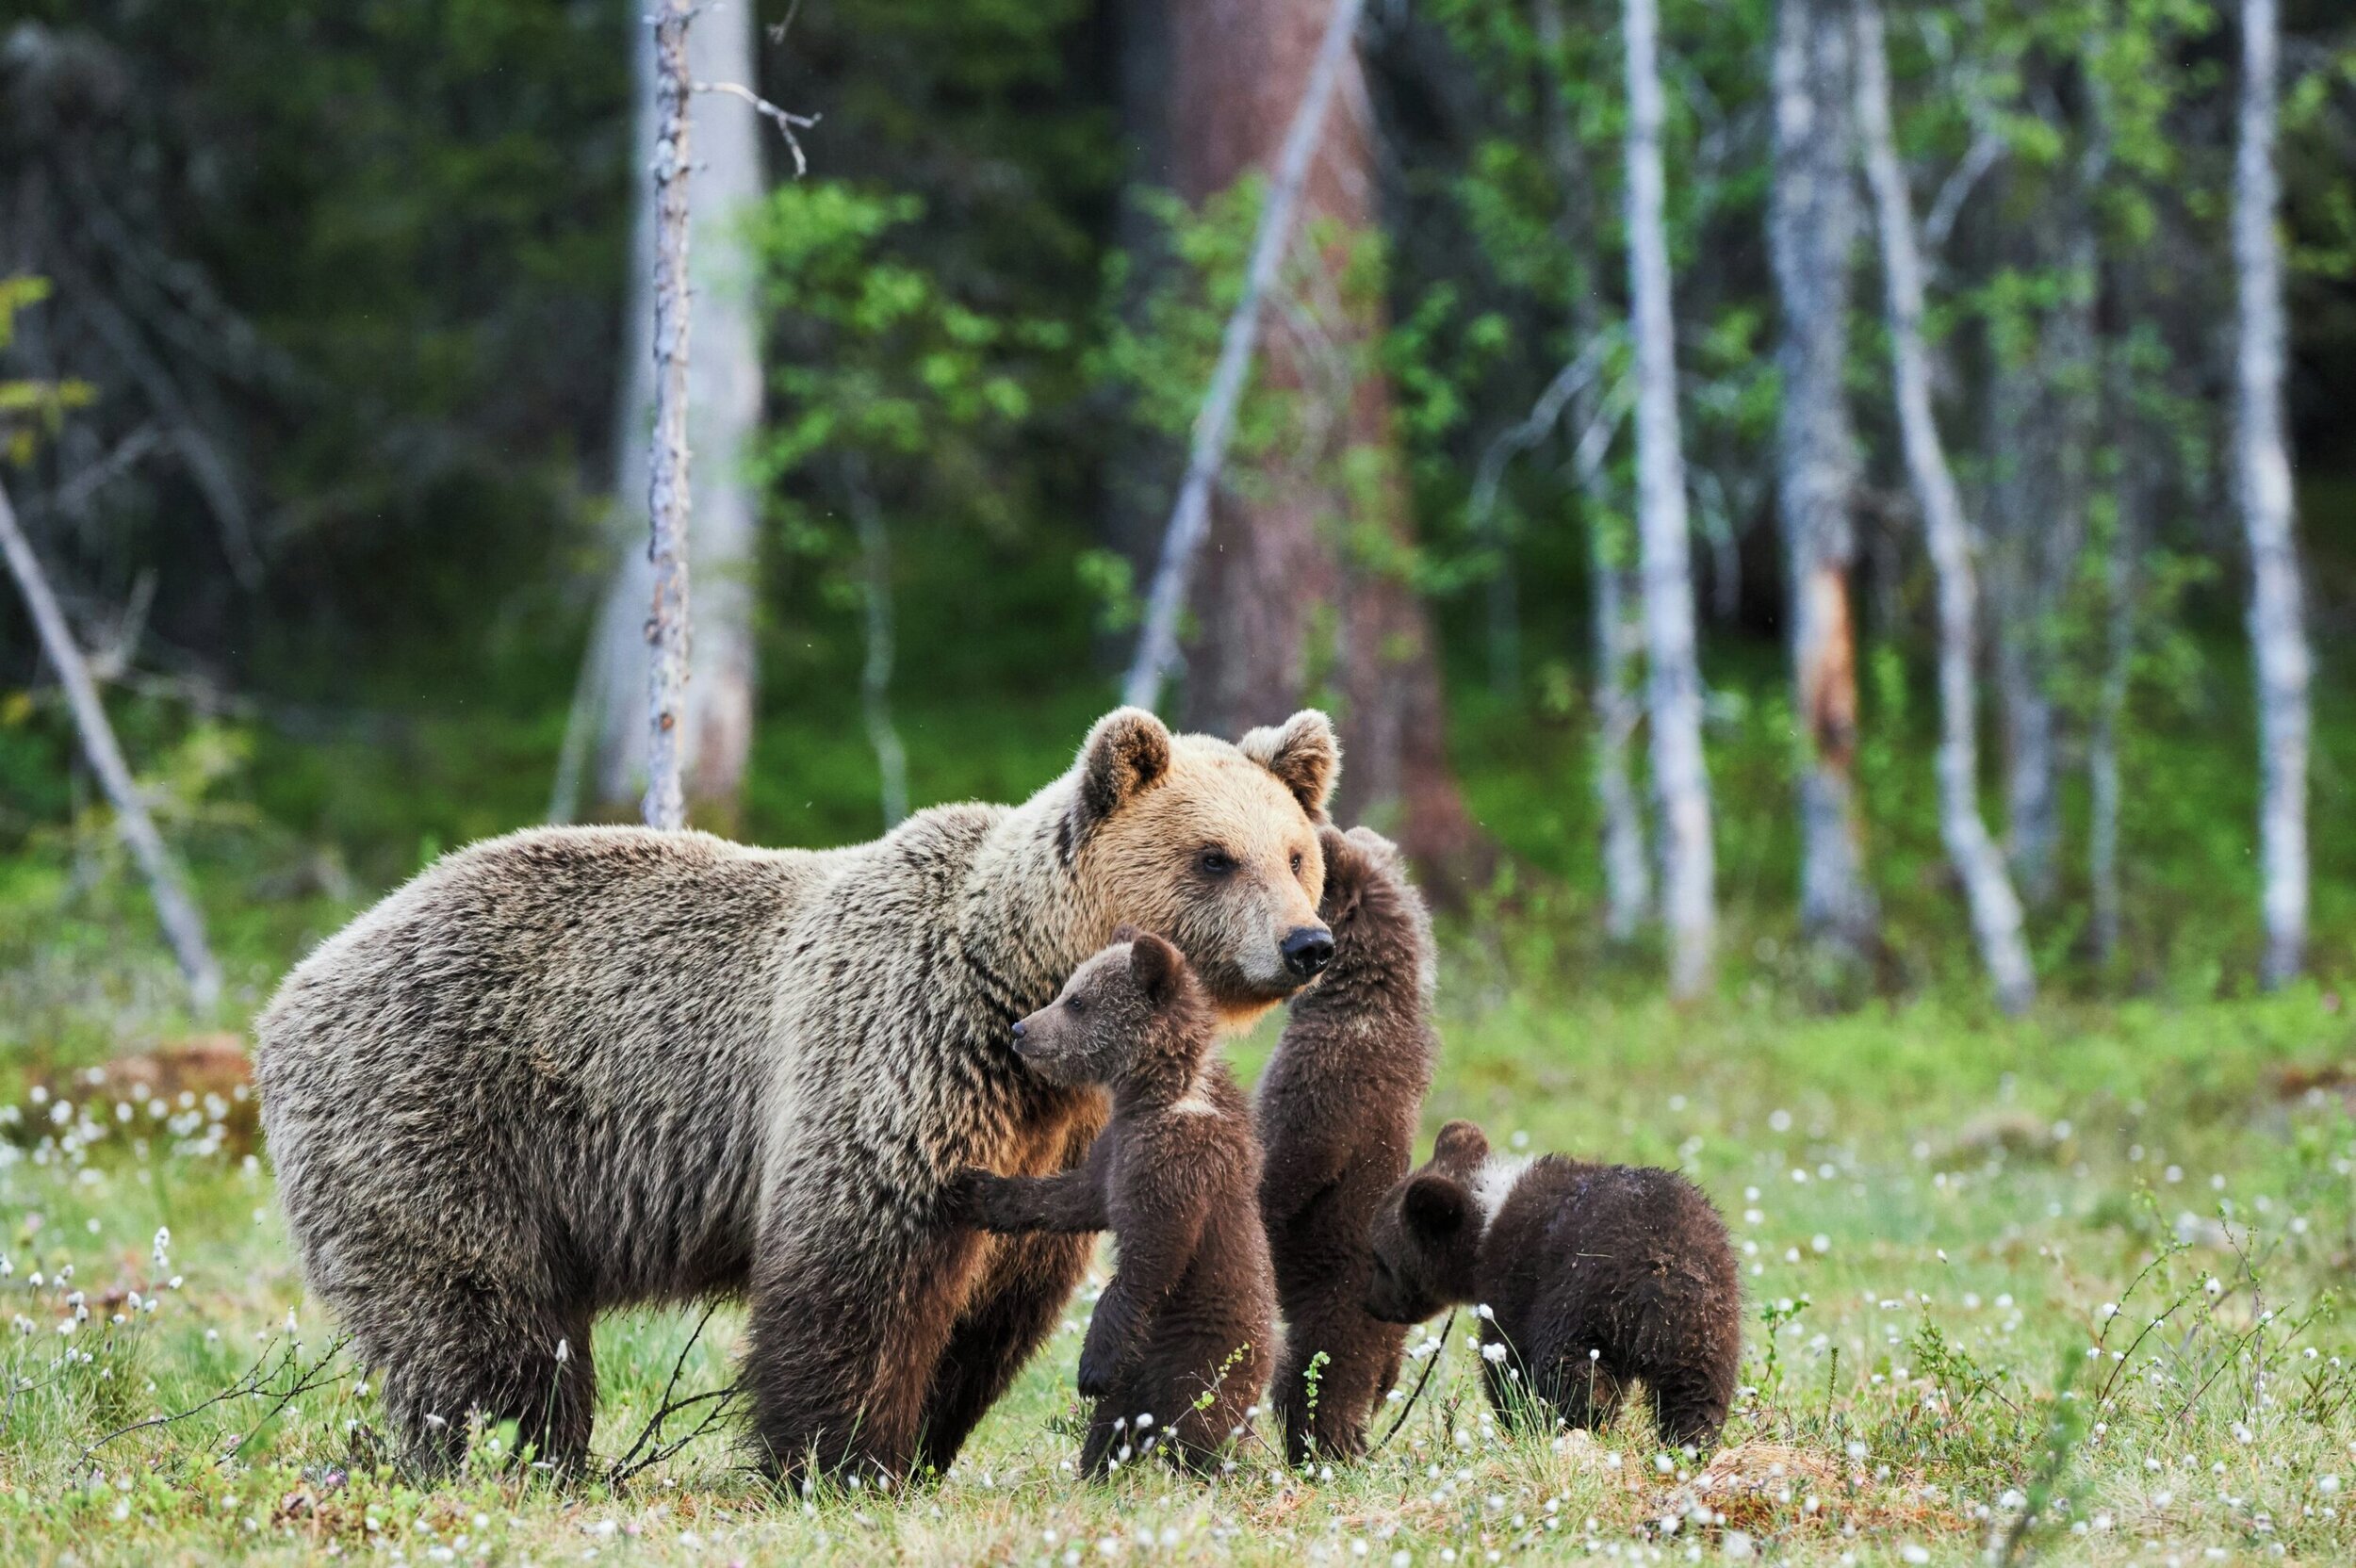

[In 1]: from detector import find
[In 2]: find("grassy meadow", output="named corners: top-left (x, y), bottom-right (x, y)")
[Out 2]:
top-left (0, 932), bottom-right (2348, 1565)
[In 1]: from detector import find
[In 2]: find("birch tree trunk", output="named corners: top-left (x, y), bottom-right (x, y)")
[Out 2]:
top-left (1855, 0), bottom-right (2034, 1014)
top-left (1164, 0), bottom-right (1481, 879)
top-left (1536, 0), bottom-right (1650, 941)
top-left (1622, 0), bottom-right (1715, 999)
top-left (0, 477), bottom-right (221, 1011)
top-left (560, 0), bottom-right (765, 828)
top-left (843, 454), bottom-right (909, 831)
top-left (2233, 0), bottom-right (2310, 988)
top-left (1770, 0), bottom-right (1875, 956)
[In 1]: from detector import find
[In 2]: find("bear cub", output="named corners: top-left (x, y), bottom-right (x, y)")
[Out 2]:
top-left (950, 929), bottom-right (1274, 1476)
top-left (1256, 825), bottom-right (1438, 1462)
top-left (1365, 1120), bottom-right (1741, 1451)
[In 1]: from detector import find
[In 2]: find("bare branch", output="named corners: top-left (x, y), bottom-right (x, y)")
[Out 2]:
top-left (0, 475), bottom-right (222, 1011)
top-left (694, 81), bottom-right (817, 178)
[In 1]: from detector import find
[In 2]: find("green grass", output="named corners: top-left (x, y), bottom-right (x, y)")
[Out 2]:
top-left (0, 940), bottom-right (2350, 1565)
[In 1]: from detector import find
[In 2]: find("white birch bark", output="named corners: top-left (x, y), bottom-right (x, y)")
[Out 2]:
top-left (1770, 0), bottom-right (1874, 954)
top-left (638, 0), bottom-right (698, 831)
top-left (1855, 0), bottom-right (2034, 1014)
top-left (1536, 0), bottom-right (1651, 941)
top-left (1121, 0), bottom-right (1367, 714)
top-left (842, 454), bottom-right (909, 830)
top-left (1622, 0), bottom-right (1714, 999)
top-left (2233, 0), bottom-right (2310, 988)
top-left (559, 0), bottom-right (765, 825)
top-left (0, 477), bottom-right (221, 1011)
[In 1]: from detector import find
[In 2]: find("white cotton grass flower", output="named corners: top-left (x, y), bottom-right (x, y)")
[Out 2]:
top-left (1481, 1342), bottom-right (1508, 1364)
top-left (152, 1228), bottom-right (171, 1269)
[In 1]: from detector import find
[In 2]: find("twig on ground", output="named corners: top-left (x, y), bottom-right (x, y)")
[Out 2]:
top-left (1369, 1309), bottom-right (1454, 1456)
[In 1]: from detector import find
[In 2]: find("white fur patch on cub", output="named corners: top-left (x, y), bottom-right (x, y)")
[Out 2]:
top-left (1471, 1154), bottom-right (1533, 1234)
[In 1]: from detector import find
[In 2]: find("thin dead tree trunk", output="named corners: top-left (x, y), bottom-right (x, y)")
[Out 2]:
top-left (2233, 0), bottom-right (2310, 988)
top-left (1770, 0), bottom-right (1875, 956)
top-left (1855, 0), bottom-right (2034, 1014)
top-left (0, 476), bottom-right (221, 1011)
top-left (1623, 0), bottom-right (1715, 999)
top-left (842, 455), bottom-right (909, 830)
top-left (1537, 0), bottom-right (1651, 940)
top-left (1121, 0), bottom-right (1366, 713)
top-left (558, 0), bottom-right (767, 829)
top-left (640, 0), bottom-right (697, 832)
top-left (2089, 349), bottom-right (2141, 971)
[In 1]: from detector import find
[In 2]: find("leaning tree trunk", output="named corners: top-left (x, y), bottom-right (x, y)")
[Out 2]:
top-left (560, 0), bottom-right (765, 829)
top-left (2233, 0), bottom-right (2310, 988)
top-left (0, 476), bottom-right (221, 1011)
top-left (1770, 0), bottom-right (1874, 956)
top-left (1855, 0), bottom-right (2034, 1014)
top-left (1165, 0), bottom-right (1481, 881)
top-left (1536, 0), bottom-right (1650, 941)
top-left (1622, 0), bottom-right (1715, 1000)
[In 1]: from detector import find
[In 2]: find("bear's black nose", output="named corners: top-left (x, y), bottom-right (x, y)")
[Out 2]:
top-left (1281, 925), bottom-right (1335, 978)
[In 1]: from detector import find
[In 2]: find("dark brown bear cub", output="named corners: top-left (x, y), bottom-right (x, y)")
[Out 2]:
top-left (1256, 825), bottom-right (1438, 1463)
top-left (1365, 1120), bottom-right (1741, 1451)
top-left (950, 929), bottom-right (1274, 1476)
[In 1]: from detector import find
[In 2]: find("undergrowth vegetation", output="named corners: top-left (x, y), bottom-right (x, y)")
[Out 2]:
top-left (0, 937), bottom-right (2349, 1564)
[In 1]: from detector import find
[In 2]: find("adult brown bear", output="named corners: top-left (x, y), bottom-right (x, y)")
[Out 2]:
top-left (254, 707), bottom-right (1338, 1480)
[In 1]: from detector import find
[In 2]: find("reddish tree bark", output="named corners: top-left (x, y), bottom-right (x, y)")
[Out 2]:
top-left (1166, 0), bottom-right (1481, 884)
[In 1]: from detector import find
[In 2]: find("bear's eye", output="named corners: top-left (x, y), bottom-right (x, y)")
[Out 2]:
top-left (1289, 851), bottom-right (1304, 875)
top-left (1065, 996), bottom-right (1087, 1016)
top-left (1197, 847), bottom-right (1236, 877)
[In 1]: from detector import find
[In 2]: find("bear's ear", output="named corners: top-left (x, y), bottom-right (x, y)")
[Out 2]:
top-left (1109, 922), bottom-right (1144, 946)
top-left (1238, 710), bottom-right (1340, 818)
top-left (1401, 1174), bottom-right (1469, 1240)
top-left (1432, 1119), bottom-right (1491, 1171)
top-left (1127, 929), bottom-right (1183, 1005)
top-left (1069, 708), bottom-right (1173, 847)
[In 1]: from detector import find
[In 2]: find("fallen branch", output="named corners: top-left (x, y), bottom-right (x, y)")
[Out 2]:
top-left (605, 1303), bottom-right (743, 1488)
top-left (0, 472), bottom-right (221, 1011)
top-left (1121, 0), bottom-right (1368, 711)
top-left (1368, 1309), bottom-right (1454, 1456)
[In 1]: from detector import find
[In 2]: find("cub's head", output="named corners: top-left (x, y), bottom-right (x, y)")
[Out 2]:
top-left (1314, 825), bottom-right (1435, 998)
top-left (1366, 1119), bottom-right (1491, 1323)
top-left (1062, 707), bottom-right (1340, 1023)
top-left (1010, 929), bottom-right (1209, 1097)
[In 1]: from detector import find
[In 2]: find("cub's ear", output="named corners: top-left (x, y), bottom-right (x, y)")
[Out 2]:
top-left (1238, 710), bottom-right (1340, 818)
top-left (1432, 1119), bottom-right (1491, 1170)
top-left (1343, 825), bottom-right (1406, 882)
top-left (1315, 824), bottom-right (1364, 923)
top-left (1070, 708), bottom-right (1173, 848)
top-left (1128, 929), bottom-right (1184, 1006)
top-left (1401, 1174), bottom-right (1469, 1240)
top-left (1109, 922), bottom-right (1144, 945)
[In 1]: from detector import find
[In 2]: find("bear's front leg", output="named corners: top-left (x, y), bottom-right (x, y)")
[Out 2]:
top-left (744, 1181), bottom-right (978, 1482)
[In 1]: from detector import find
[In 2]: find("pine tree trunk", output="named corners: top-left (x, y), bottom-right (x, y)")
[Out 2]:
top-left (1165, 0), bottom-right (1481, 879)
top-left (1536, 0), bottom-right (1650, 941)
top-left (563, 0), bottom-right (765, 828)
top-left (2089, 351), bottom-right (2141, 971)
top-left (2233, 0), bottom-right (2310, 988)
top-left (1623, 0), bottom-right (1715, 999)
top-left (1855, 0), bottom-right (2034, 1014)
top-left (1770, 0), bottom-right (1874, 956)
top-left (1983, 351), bottom-right (2063, 906)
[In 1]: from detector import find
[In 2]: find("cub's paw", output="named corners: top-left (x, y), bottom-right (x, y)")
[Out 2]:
top-left (940, 1170), bottom-right (990, 1225)
top-left (1076, 1344), bottom-right (1119, 1399)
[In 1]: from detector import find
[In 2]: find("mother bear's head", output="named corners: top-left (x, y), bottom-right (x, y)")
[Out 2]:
top-left (1060, 706), bottom-right (1339, 1025)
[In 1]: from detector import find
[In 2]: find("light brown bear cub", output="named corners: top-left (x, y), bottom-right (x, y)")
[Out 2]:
top-left (950, 929), bottom-right (1274, 1476)
top-left (1256, 825), bottom-right (1437, 1462)
top-left (1366, 1121), bottom-right (1742, 1452)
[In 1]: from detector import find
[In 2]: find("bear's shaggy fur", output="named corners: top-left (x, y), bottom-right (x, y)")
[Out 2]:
top-left (1255, 825), bottom-right (1437, 1462)
top-left (1365, 1121), bottom-right (1742, 1451)
top-left (950, 930), bottom-right (1273, 1476)
top-left (254, 707), bottom-right (1338, 1478)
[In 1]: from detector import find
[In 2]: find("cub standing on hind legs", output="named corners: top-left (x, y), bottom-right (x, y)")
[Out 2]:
top-left (1256, 825), bottom-right (1438, 1462)
top-left (949, 929), bottom-right (1274, 1477)
top-left (1365, 1120), bottom-right (1742, 1452)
